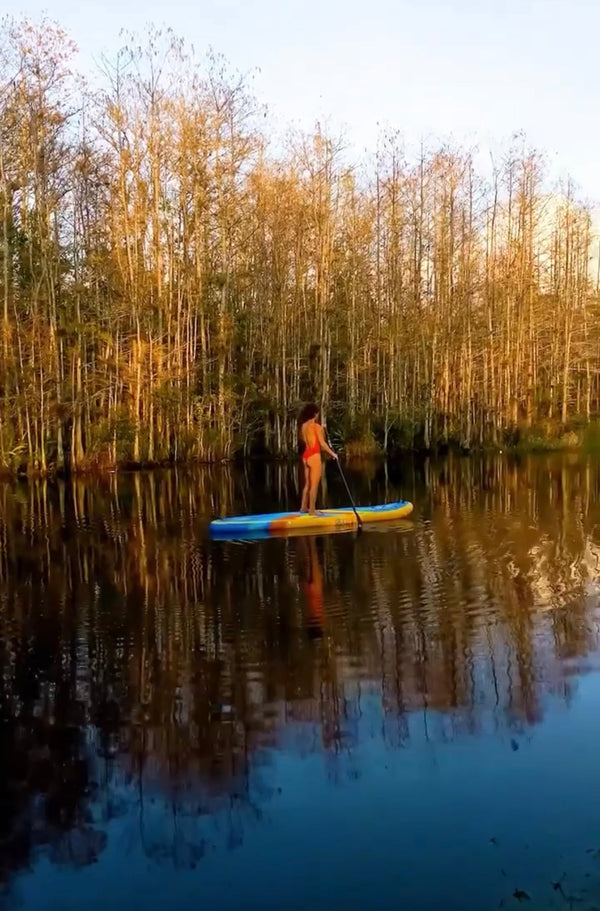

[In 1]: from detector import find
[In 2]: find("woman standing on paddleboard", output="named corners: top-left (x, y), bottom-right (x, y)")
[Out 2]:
top-left (298, 404), bottom-right (337, 514)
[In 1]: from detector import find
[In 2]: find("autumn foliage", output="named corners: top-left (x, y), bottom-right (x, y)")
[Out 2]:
top-left (0, 19), bottom-right (597, 473)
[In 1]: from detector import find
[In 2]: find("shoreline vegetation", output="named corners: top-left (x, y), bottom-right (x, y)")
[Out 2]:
top-left (2, 19), bottom-right (600, 478)
top-left (1, 422), bottom-right (600, 480)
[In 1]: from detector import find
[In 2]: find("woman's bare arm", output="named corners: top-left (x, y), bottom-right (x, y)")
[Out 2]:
top-left (317, 424), bottom-right (337, 459)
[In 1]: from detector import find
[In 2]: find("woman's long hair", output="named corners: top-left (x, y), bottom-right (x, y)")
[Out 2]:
top-left (297, 403), bottom-right (319, 455)
top-left (298, 403), bottom-right (319, 426)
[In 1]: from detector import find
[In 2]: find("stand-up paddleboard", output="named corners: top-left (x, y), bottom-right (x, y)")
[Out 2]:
top-left (209, 500), bottom-right (413, 540)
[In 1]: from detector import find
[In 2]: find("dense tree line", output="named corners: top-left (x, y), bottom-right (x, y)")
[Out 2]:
top-left (0, 19), bottom-right (598, 473)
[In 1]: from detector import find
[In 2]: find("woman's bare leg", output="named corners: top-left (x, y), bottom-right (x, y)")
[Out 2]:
top-left (308, 455), bottom-right (321, 514)
top-left (300, 463), bottom-right (310, 512)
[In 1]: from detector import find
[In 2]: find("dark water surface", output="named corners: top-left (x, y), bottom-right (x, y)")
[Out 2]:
top-left (2, 454), bottom-right (600, 911)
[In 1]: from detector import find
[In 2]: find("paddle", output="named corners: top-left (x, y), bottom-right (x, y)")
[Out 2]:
top-left (325, 428), bottom-right (362, 531)
top-left (336, 458), bottom-right (362, 531)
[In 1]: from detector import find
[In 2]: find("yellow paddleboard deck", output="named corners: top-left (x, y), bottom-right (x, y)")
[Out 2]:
top-left (210, 500), bottom-right (414, 539)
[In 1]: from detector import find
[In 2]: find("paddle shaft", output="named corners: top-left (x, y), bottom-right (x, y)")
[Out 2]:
top-left (324, 427), bottom-right (362, 530)
top-left (336, 459), bottom-right (362, 529)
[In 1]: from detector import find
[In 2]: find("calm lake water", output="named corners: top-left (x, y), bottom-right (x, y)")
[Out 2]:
top-left (2, 453), bottom-right (600, 911)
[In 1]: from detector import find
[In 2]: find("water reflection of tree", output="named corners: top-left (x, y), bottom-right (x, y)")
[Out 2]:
top-left (1, 454), bottom-right (600, 885)
top-left (0, 626), bottom-right (107, 889)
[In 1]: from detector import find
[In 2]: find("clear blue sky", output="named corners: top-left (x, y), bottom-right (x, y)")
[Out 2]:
top-left (11, 0), bottom-right (600, 200)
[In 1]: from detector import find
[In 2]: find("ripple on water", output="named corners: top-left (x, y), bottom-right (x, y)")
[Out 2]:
top-left (2, 457), bottom-right (600, 910)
